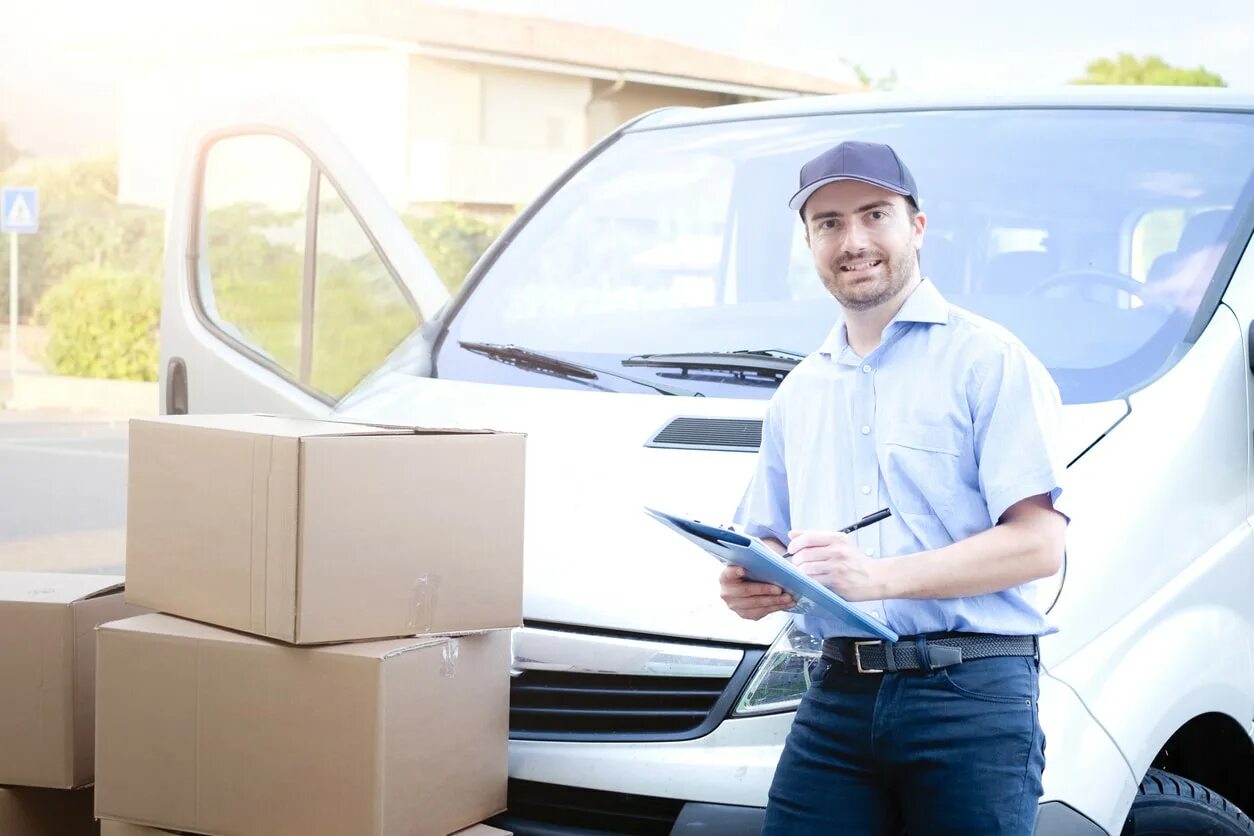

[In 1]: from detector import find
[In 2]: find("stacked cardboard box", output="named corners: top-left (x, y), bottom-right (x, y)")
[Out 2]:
top-left (96, 414), bottom-right (526, 836)
top-left (0, 572), bottom-right (147, 835)
top-left (0, 786), bottom-right (97, 836)
top-left (99, 820), bottom-right (512, 835)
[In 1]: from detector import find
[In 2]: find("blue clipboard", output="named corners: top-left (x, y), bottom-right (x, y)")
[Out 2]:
top-left (644, 506), bottom-right (898, 641)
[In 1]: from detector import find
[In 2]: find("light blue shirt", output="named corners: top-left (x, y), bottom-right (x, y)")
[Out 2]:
top-left (734, 279), bottom-right (1066, 639)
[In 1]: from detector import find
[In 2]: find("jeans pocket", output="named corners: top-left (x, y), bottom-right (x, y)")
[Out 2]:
top-left (938, 656), bottom-right (1036, 705)
top-left (807, 657), bottom-right (832, 689)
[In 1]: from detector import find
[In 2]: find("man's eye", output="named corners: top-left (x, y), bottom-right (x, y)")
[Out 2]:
top-left (869, 211), bottom-right (886, 221)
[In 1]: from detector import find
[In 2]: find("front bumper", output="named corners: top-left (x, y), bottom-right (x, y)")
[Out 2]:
top-left (492, 788), bottom-right (1106, 835)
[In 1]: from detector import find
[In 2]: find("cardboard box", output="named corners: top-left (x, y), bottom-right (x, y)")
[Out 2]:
top-left (101, 819), bottom-right (509, 835)
top-left (100, 822), bottom-right (174, 835)
top-left (102, 819), bottom-right (509, 835)
top-left (126, 414), bottom-right (525, 644)
top-left (0, 573), bottom-right (144, 788)
top-left (96, 613), bottom-right (511, 836)
top-left (0, 786), bottom-right (97, 835)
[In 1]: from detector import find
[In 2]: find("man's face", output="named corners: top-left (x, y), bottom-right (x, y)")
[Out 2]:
top-left (803, 179), bottom-right (926, 311)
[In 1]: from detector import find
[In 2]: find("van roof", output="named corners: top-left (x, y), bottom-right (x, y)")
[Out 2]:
top-left (630, 86), bottom-right (1254, 132)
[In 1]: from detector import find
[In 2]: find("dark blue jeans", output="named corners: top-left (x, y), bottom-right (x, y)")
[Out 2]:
top-left (763, 654), bottom-right (1045, 835)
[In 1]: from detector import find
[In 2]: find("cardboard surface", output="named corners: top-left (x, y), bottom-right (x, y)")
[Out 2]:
top-left (101, 818), bottom-right (509, 835)
top-left (125, 413), bottom-right (525, 644)
top-left (0, 573), bottom-right (144, 789)
top-left (102, 819), bottom-right (510, 835)
top-left (100, 822), bottom-right (174, 835)
top-left (0, 786), bottom-right (98, 835)
top-left (95, 614), bottom-right (511, 836)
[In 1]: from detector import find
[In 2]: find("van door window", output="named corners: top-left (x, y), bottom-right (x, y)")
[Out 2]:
top-left (197, 134), bottom-right (419, 401)
top-left (199, 134), bottom-right (309, 377)
top-left (310, 175), bottom-right (418, 398)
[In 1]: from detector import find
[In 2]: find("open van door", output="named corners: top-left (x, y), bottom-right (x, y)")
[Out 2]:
top-left (160, 102), bottom-right (450, 416)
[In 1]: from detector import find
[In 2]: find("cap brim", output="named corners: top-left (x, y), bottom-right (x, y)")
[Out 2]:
top-left (788, 175), bottom-right (912, 212)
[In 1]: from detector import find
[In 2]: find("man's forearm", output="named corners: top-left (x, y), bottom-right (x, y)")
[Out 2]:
top-left (876, 511), bottom-right (1064, 600)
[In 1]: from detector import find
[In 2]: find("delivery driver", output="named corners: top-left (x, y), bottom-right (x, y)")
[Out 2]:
top-left (723, 141), bottom-right (1068, 835)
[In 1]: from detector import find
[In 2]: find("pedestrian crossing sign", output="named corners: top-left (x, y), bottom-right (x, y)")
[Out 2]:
top-left (1, 187), bottom-right (38, 234)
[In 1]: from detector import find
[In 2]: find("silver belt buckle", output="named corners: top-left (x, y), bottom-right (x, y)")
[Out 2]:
top-left (854, 640), bottom-right (885, 674)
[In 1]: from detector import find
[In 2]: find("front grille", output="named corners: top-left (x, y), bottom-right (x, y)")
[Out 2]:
top-left (509, 625), bottom-right (763, 742)
top-left (491, 779), bottom-right (684, 836)
top-left (645, 416), bottom-right (762, 452)
top-left (510, 670), bottom-right (728, 736)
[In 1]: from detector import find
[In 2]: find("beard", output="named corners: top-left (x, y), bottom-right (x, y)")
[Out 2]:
top-left (819, 244), bottom-right (918, 311)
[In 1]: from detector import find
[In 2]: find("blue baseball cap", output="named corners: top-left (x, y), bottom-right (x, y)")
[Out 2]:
top-left (788, 141), bottom-right (920, 213)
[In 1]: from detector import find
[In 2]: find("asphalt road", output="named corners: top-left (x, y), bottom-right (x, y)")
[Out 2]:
top-left (0, 418), bottom-right (128, 575)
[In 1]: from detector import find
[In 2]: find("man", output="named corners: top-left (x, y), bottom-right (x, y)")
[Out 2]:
top-left (723, 141), bottom-right (1068, 835)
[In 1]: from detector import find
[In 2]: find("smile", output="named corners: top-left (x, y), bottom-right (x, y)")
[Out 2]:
top-left (840, 260), bottom-right (883, 272)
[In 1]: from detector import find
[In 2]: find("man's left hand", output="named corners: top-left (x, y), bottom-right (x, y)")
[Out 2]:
top-left (787, 529), bottom-right (884, 602)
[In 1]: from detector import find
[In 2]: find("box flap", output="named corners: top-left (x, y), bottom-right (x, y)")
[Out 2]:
top-left (101, 614), bottom-right (446, 660)
top-left (132, 414), bottom-right (415, 439)
top-left (0, 572), bottom-right (124, 604)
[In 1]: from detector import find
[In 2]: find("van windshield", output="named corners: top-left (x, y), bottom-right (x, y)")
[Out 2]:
top-left (438, 108), bottom-right (1254, 403)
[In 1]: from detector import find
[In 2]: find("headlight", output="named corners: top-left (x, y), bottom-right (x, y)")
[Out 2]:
top-left (733, 622), bottom-right (823, 716)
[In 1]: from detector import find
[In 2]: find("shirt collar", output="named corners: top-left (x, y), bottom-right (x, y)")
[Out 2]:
top-left (817, 278), bottom-right (950, 358)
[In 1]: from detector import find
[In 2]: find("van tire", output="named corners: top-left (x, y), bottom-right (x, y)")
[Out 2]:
top-left (1121, 767), bottom-right (1254, 834)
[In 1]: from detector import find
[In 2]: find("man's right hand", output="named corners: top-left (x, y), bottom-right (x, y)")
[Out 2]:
top-left (718, 565), bottom-right (795, 620)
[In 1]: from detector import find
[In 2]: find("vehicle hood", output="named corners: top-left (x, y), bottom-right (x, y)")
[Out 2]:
top-left (337, 375), bottom-right (1127, 646)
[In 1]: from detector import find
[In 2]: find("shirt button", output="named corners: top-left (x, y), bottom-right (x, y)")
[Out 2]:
top-left (865, 548), bottom-right (875, 557)
top-left (862, 364), bottom-right (872, 373)
top-left (860, 485), bottom-right (871, 495)
top-left (860, 425), bottom-right (871, 435)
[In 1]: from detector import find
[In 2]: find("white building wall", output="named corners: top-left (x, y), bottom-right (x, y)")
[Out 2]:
top-left (406, 57), bottom-right (591, 206)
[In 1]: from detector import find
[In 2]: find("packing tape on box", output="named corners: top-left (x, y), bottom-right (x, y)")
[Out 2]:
top-left (411, 574), bottom-right (441, 633)
top-left (442, 638), bottom-right (460, 678)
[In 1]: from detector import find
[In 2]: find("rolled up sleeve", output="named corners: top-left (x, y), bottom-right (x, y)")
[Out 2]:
top-left (733, 398), bottom-right (792, 542)
top-left (973, 344), bottom-right (1069, 525)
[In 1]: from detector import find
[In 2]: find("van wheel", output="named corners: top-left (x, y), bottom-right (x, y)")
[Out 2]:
top-left (1121, 768), bottom-right (1254, 834)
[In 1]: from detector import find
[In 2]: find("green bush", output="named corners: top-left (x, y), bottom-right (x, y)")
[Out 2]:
top-left (0, 155), bottom-right (163, 321)
top-left (35, 271), bottom-right (160, 381)
top-left (403, 205), bottom-right (513, 294)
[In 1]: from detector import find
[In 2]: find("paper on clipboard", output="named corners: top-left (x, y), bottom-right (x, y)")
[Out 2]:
top-left (644, 506), bottom-right (898, 642)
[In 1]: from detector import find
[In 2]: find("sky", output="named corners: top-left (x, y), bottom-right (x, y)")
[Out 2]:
top-left (0, 0), bottom-right (1251, 156)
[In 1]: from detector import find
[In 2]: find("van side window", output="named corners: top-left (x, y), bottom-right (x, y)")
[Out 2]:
top-left (311, 175), bottom-right (418, 398)
top-left (197, 134), bottom-right (418, 401)
top-left (200, 135), bottom-right (309, 377)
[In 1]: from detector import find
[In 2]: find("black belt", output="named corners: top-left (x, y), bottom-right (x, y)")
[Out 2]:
top-left (821, 633), bottom-right (1038, 675)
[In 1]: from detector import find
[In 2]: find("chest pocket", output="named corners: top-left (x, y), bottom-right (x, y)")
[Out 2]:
top-left (878, 420), bottom-right (967, 517)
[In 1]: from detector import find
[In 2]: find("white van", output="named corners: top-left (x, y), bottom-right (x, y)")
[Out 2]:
top-left (161, 88), bottom-right (1254, 835)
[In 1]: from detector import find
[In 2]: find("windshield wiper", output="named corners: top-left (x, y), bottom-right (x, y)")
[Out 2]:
top-left (622, 349), bottom-right (803, 385)
top-left (459, 341), bottom-right (702, 397)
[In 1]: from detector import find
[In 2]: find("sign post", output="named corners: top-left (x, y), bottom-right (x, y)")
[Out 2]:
top-left (1, 187), bottom-right (39, 381)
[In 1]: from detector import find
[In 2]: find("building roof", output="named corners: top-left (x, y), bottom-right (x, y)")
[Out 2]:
top-left (281, 2), bottom-right (862, 98)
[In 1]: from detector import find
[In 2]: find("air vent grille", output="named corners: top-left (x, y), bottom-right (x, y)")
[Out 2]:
top-left (646, 416), bottom-right (762, 452)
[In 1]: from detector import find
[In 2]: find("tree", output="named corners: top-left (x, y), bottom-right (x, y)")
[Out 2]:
top-left (1073, 53), bottom-right (1226, 87)
top-left (0, 125), bottom-right (20, 172)
top-left (849, 62), bottom-right (898, 92)
top-left (0, 154), bottom-right (164, 322)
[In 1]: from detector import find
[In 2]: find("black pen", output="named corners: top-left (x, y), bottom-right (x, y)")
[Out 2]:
top-left (781, 508), bottom-right (892, 559)
top-left (839, 507), bottom-right (892, 534)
